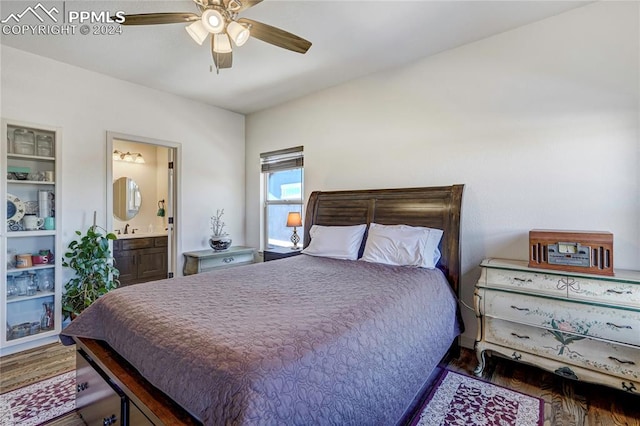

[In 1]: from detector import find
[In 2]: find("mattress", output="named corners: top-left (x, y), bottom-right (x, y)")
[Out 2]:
top-left (61, 254), bottom-right (461, 425)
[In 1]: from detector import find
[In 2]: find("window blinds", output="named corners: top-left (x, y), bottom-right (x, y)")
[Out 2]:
top-left (260, 146), bottom-right (303, 173)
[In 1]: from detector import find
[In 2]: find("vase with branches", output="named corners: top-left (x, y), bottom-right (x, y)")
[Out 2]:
top-left (209, 209), bottom-right (232, 251)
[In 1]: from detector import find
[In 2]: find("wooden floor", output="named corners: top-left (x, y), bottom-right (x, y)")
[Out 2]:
top-left (0, 342), bottom-right (75, 393)
top-left (0, 342), bottom-right (83, 426)
top-left (1, 343), bottom-right (639, 425)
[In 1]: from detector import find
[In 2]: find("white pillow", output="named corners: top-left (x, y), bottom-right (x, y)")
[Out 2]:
top-left (360, 223), bottom-right (444, 269)
top-left (302, 224), bottom-right (367, 260)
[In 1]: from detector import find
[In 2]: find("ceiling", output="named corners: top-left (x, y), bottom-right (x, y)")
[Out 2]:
top-left (1, 1), bottom-right (588, 114)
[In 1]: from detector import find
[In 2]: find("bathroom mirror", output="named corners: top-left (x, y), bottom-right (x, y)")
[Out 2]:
top-left (113, 177), bottom-right (142, 221)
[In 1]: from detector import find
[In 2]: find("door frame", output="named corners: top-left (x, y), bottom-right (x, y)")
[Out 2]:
top-left (106, 131), bottom-right (181, 278)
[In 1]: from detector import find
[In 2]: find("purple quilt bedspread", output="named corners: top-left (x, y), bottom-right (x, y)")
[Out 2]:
top-left (61, 254), bottom-right (461, 425)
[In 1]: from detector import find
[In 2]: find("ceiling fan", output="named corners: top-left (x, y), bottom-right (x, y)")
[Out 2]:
top-left (117, 0), bottom-right (312, 72)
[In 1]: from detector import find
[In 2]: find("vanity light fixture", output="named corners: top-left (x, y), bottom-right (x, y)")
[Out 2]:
top-left (113, 150), bottom-right (145, 164)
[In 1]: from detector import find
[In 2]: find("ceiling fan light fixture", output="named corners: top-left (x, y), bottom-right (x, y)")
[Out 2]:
top-left (186, 20), bottom-right (209, 45)
top-left (227, 21), bottom-right (250, 47)
top-left (213, 33), bottom-right (232, 53)
top-left (201, 9), bottom-right (225, 34)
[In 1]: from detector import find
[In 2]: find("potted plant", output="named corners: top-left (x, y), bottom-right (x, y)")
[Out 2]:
top-left (61, 224), bottom-right (120, 320)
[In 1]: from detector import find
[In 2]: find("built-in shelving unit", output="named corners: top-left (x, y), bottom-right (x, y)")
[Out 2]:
top-left (1, 118), bottom-right (62, 356)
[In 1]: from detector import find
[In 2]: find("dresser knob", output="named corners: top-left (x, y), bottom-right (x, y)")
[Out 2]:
top-left (76, 382), bottom-right (89, 392)
top-left (606, 288), bottom-right (632, 295)
top-left (606, 322), bottom-right (632, 329)
top-left (510, 333), bottom-right (530, 339)
top-left (609, 356), bottom-right (635, 365)
top-left (223, 257), bottom-right (235, 263)
top-left (103, 414), bottom-right (117, 426)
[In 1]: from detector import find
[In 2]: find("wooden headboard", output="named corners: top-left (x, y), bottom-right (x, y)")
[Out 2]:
top-left (303, 185), bottom-right (464, 296)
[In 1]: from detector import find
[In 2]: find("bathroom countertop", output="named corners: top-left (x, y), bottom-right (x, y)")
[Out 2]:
top-left (116, 232), bottom-right (168, 240)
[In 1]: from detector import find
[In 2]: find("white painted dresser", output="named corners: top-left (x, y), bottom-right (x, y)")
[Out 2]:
top-left (474, 258), bottom-right (640, 394)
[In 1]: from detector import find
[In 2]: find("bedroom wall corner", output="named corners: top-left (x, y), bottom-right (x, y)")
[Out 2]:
top-left (1, 47), bottom-right (247, 276)
top-left (245, 1), bottom-right (640, 349)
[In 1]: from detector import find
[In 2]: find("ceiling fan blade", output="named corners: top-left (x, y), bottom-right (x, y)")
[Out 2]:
top-left (224, 0), bottom-right (263, 13)
top-left (211, 37), bottom-right (233, 70)
top-left (119, 13), bottom-right (200, 25)
top-left (238, 18), bottom-right (311, 54)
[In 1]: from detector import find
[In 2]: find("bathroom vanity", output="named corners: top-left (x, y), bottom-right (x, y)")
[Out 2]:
top-left (112, 234), bottom-right (168, 286)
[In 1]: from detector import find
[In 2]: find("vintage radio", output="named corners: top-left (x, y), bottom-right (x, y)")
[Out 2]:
top-left (529, 229), bottom-right (614, 276)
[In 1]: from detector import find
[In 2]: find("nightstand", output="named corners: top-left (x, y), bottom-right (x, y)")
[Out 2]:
top-left (263, 246), bottom-right (303, 262)
top-left (183, 246), bottom-right (256, 275)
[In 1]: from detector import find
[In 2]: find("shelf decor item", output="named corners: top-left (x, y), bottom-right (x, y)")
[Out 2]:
top-left (61, 214), bottom-right (120, 320)
top-left (6, 193), bottom-right (25, 225)
top-left (209, 209), bottom-right (231, 251)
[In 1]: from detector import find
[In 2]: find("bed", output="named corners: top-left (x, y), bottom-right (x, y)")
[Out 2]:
top-left (61, 185), bottom-right (464, 425)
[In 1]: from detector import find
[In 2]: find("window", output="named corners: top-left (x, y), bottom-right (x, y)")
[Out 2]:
top-left (261, 146), bottom-right (304, 249)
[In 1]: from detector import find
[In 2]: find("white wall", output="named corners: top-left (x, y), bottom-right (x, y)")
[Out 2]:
top-left (1, 46), bottom-right (246, 275)
top-left (245, 2), bottom-right (640, 347)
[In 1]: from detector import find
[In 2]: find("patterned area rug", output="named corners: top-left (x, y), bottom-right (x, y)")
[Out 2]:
top-left (0, 371), bottom-right (75, 426)
top-left (412, 370), bottom-right (543, 426)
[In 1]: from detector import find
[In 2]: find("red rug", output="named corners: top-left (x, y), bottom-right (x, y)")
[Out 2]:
top-left (411, 370), bottom-right (544, 426)
top-left (0, 371), bottom-right (75, 426)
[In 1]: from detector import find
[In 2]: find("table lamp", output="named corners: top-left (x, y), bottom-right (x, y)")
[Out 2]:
top-left (286, 212), bottom-right (303, 250)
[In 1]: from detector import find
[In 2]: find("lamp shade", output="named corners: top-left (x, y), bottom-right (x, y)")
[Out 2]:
top-left (227, 21), bottom-right (250, 46)
top-left (201, 9), bottom-right (225, 34)
top-left (213, 33), bottom-right (232, 53)
top-left (286, 212), bottom-right (302, 227)
top-left (186, 20), bottom-right (209, 45)
top-left (134, 153), bottom-right (145, 164)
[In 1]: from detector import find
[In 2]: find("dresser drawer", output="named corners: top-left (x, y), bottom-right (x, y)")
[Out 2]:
top-left (482, 267), bottom-right (566, 297)
top-left (199, 252), bottom-right (255, 272)
top-left (121, 238), bottom-right (153, 250)
top-left (567, 276), bottom-right (640, 308)
top-left (154, 236), bottom-right (168, 248)
top-left (183, 247), bottom-right (257, 275)
top-left (76, 350), bottom-right (125, 425)
top-left (483, 289), bottom-right (640, 346)
top-left (484, 317), bottom-right (640, 381)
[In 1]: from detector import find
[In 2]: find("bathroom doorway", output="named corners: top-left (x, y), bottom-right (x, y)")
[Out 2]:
top-left (106, 132), bottom-right (180, 281)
